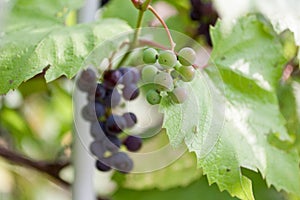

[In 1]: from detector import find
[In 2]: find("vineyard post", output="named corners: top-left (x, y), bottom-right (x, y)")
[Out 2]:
top-left (73, 0), bottom-right (100, 200)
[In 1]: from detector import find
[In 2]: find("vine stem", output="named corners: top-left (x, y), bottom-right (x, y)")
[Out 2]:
top-left (0, 145), bottom-right (70, 189)
top-left (147, 5), bottom-right (176, 51)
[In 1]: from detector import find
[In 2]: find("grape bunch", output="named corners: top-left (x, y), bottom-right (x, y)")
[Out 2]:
top-left (141, 47), bottom-right (196, 105)
top-left (77, 68), bottom-right (143, 173)
top-left (189, 0), bottom-right (218, 46)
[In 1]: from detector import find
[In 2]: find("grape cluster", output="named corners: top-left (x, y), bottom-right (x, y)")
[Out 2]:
top-left (77, 68), bottom-right (143, 173)
top-left (189, 0), bottom-right (218, 46)
top-left (141, 47), bottom-right (196, 105)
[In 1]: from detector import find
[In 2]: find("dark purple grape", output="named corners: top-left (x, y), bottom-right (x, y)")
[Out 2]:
top-left (106, 152), bottom-right (133, 173)
top-left (105, 115), bottom-right (127, 135)
top-left (123, 112), bottom-right (137, 128)
top-left (119, 67), bottom-right (133, 85)
top-left (130, 68), bottom-right (140, 84)
top-left (96, 160), bottom-right (111, 172)
top-left (82, 102), bottom-right (97, 121)
top-left (95, 83), bottom-right (106, 102)
top-left (90, 141), bottom-right (106, 159)
top-left (106, 135), bottom-right (121, 148)
top-left (122, 84), bottom-right (140, 101)
top-left (95, 102), bottom-right (105, 118)
top-left (119, 67), bottom-right (140, 85)
top-left (90, 121), bottom-right (106, 140)
top-left (77, 69), bottom-right (97, 92)
top-left (123, 136), bottom-right (142, 152)
top-left (190, 10), bottom-right (200, 21)
top-left (104, 89), bottom-right (121, 108)
top-left (103, 70), bottom-right (122, 89)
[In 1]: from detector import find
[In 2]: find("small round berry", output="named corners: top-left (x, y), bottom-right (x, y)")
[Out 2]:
top-left (123, 112), bottom-right (137, 128)
top-left (143, 48), bottom-right (158, 64)
top-left (123, 136), bottom-right (142, 152)
top-left (142, 65), bottom-right (158, 83)
top-left (95, 83), bottom-right (106, 102)
top-left (105, 115), bottom-right (127, 135)
top-left (95, 160), bottom-right (111, 172)
top-left (146, 90), bottom-right (161, 105)
top-left (178, 66), bottom-right (196, 82)
top-left (170, 87), bottom-right (188, 104)
top-left (158, 50), bottom-right (177, 68)
top-left (77, 69), bottom-right (97, 92)
top-left (154, 72), bottom-right (174, 91)
top-left (95, 102), bottom-right (106, 118)
top-left (178, 47), bottom-right (196, 66)
top-left (103, 70), bottom-right (122, 89)
top-left (122, 84), bottom-right (140, 101)
top-left (104, 89), bottom-right (121, 108)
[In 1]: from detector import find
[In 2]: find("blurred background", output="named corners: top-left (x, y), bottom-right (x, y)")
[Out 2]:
top-left (0, 0), bottom-right (299, 199)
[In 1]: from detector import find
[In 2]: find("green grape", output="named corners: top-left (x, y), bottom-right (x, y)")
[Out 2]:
top-left (143, 48), bottom-right (158, 64)
top-left (158, 50), bottom-right (177, 68)
top-left (174, 61), bottom-right (182, 70)
top-left (178, 66), bottom-right (195, 82)
top-left (170, 70), bottom-right (180, 79)
top-left (178, 47), bottom-right (196, 66)
top-left (141, 65), bottom-right (158, 83)
top-left (154, 72), bottom-right (174, 91)
top-left (170, 87), bottom-right (188, 104)
top-left (146, 90), bottom-right (161, 105)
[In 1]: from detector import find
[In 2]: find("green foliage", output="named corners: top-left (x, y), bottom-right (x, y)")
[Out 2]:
top-left (0, 0), bottom-right (131, 95)
top-left (161, 15), bottom-right (300, 199)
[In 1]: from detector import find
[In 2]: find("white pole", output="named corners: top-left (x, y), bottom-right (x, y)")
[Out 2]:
top-left (73, 1), bottom-right (100, 200)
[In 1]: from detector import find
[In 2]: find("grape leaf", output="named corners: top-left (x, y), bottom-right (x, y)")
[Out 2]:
top-left (0, 19), bottom-right (131, 95)
top-left (114, 178), bottom-right (236, 200)
top-left (113, 133), bottom-right (202, 190)
top-left (213, 0), bottom-right (300, 59)
top-left (161, 15), bottom-right (300, 199)
top-left (114, 170), bottom-right (285, 200)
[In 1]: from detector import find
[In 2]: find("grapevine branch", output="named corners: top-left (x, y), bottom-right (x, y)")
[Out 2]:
top-left (0, 144), bottom-right (70, 188)
top-left (147, 5), bottom-right (176, 51)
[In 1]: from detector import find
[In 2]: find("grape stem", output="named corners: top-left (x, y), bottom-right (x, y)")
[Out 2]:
top-left (147, 5), bottom-right (176, 51)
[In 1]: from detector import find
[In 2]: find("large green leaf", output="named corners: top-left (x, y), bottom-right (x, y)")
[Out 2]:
top-left (161, 15), bottom-right (300, 199)
top-left (114, 170), bottom-right (284, 200)
top-left (113, 133), bottom-right (202, 190)
top-left (0, 0), bottom-right (131, 95)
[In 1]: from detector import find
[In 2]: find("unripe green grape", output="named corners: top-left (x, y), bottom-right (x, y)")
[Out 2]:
top-left (143, 48), bottom-right (158, 64)
top-left (154, 72), bottom-right (174, 91)
top-left (178, 66), bottom-right (195, 82)
top-left (158, 50), bottom-right (177, 68)
top-left (141, 65), bottom-right (158, 83)
top-left (146, 90), bottom-right (161, 105)
top-left (178, 47), bottom-right (196, 66)
top-left (170, 87), bottom-right (188, 104)
top-left (170, 70), bottom-right (180, 79)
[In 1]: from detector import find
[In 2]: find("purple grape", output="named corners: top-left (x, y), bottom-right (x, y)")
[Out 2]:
top-left (123, 136), bottom-right (142, 152)
top-left (105, 115), bottom-right (127, 135)
top-left (106, 152), bottom-right (133, 173)
top-left (96, 160), bottom-right (111, 172)
top-left (119, 67), bottom-right (134, 85)
top-left (122, 84), bottom-right (140, 101)
top-left (106, 135), bottom-right (121, 148)
top-left (95, 102), bottom-right (105, 118)
top-left (130, 68), bottom-right (140, 84)
top-left (90, 141), bottom-right (106, 159)
top-left (95, 83), bottom-right (106, 102)
top-left (123, 112), bottom-right (137, 128)
top-left (90, 121), bottom-right (106, 140)
top-left (81, 102), bottom-right (97, 121)
top-left (104, 89), bottom-right (121, 108)
top-left (119, 67), bottom-right (140, 85)
top-left (103, 70), bottom-right (122, 89)
top-left (77, 69), bottom-right (97, 92)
